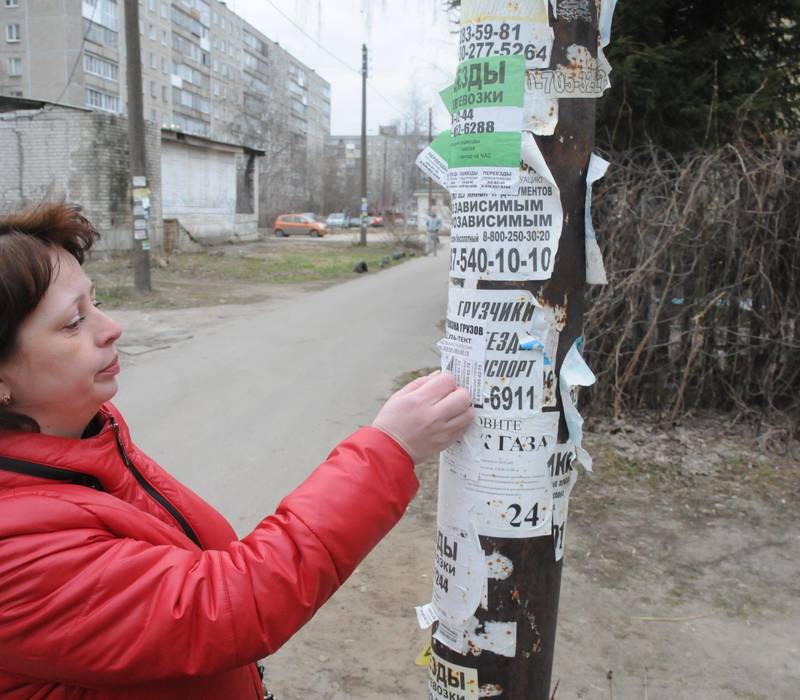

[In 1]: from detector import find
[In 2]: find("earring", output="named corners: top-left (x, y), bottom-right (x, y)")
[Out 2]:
top-left (0, 393), bottom-right (10, 406)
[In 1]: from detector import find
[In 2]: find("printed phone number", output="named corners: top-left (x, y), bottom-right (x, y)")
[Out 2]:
top-left (450, 245), bottom-right (553, 275)
top-left (452, 120), bottom-right (495, 137)
top-left (529, 68), bottom-right (608, 96)
top-left (459, 40), bottom-right (548, 62)
top-left (483, 229), bottom-right (550, 243)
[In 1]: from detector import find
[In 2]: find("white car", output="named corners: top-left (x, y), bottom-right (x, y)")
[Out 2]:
top-left (325, 213), bottom-right (348, 228)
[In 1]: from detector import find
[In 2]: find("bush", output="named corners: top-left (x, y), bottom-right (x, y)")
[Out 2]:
top-left (585, 139), bottom-right (800, 419)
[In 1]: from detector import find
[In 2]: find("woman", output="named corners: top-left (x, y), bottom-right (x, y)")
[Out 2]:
top-left (0, 202), bottom-right (472, 699)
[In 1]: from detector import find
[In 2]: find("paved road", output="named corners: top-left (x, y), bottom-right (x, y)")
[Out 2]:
top-left (115, 251), bottom-right (449, 535)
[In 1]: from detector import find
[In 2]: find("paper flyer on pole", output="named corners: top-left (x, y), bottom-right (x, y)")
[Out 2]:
top-left (445, 54), bottom-right (526, 194)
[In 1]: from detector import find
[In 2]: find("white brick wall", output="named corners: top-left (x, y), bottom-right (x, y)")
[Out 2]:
top-left (0, 105), bottom-right (163, 251)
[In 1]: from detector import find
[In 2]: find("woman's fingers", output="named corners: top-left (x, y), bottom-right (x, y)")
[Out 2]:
top-left (432, 386), bottom-right (472, 422)
top-left (396, 370), bottom-right (440, 396)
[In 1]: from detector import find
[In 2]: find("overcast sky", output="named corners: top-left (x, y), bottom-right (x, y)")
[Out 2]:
top-left (231, 0), bottom-right (459, 135)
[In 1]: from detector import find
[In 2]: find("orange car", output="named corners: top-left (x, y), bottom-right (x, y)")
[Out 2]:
top-left (273, 214), bottom-right (327, 237)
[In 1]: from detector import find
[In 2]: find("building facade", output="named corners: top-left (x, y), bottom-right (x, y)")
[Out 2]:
top-left (0, 0), bottom-right (330, 226)
top-left (324, 124), bottom-right (430, 219)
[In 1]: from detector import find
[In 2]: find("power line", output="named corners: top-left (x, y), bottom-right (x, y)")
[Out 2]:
top-left (53, 0), bottom-right (100, 106)
top-left (261, 0), bottom-right (409, 120)
top-left (263, 0), bottom-right (360, 74)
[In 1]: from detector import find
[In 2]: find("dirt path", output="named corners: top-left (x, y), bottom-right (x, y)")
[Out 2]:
top-left (94, 248), bottom-right (798, 699)
top-left (264, 414), bottom-right (799, 700)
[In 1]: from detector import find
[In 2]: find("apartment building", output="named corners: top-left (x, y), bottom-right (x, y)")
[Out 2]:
top-left (0, 0), bottom-right (331, 222)
top-left (325, 124), bottom-right (429, 217)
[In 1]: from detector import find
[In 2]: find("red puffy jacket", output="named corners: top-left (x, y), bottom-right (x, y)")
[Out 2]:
top-left (0, 403), bottom-right (418, 699)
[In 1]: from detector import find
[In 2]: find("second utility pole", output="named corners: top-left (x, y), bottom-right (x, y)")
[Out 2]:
top-left (123, 0), bottom-right (151, 292)
top-left (359, 43), bottom-right (368, 246)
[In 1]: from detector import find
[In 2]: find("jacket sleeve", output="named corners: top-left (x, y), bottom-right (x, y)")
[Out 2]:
top-left (0, 427), bottom-right (417, 686)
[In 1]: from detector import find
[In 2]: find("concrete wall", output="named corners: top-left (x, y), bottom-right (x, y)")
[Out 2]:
top-left (161, 139), bottom-right (258, 243)
top-left (0, 105), bottom-right (163, 250)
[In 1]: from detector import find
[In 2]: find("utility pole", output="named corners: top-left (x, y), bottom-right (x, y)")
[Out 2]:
top-left (359, 43), bottom-right (368, 246)
top-left (381, 132), bottom-right (388, 217)
top-left (123, 0), bottom-right (151, 292)
top-left (427, 106), bottom-right (433, 213)
top-left (419, 2), bottom-right (614, 698)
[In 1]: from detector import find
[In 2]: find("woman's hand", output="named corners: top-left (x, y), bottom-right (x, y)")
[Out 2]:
top-left (372, 371), bottom-right (473, 465)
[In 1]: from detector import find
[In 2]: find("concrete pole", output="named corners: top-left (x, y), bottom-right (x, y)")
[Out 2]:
top-left (123, 0), bottom-right (151, 292)
top-left (426, 3), bottom-right (606, 698)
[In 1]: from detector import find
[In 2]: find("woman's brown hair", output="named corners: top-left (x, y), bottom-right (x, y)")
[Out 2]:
top-left (0, 201), bottom-right (99, 432)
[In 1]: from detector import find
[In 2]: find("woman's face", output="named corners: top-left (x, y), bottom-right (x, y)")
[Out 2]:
top-left (0, 248), bottom-right (122, 437)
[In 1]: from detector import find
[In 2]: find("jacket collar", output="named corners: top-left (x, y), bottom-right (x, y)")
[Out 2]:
top-left (0, 403), bottom-right (133, 493)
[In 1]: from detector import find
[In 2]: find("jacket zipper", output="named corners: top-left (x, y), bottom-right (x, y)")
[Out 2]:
top-left (111, 418), bottom-right (202, 548)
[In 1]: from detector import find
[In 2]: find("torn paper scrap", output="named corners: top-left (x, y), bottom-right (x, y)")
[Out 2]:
top-left (465, 617), bottom-right (517, 658)
top-left (558, 338), bottom-right (596, 470)
top-left (585, 152), bottom-right (610, 284)
top-left (415, 131), bottom-right (451, 190)
top-left (415, 603), bottom-right (439, 630)
top-left (523, 88), bottom-right (559, 136)
top-left (433, 618), bottom-right (468, 655)
top-left (431, 521), bottom-right (486, 628)
top-left (428, 650), bottom-right (479, 700)
top-left (599, 0), bottom-right (618, 48)
top-left (550, 443), bottom-right (578, 561)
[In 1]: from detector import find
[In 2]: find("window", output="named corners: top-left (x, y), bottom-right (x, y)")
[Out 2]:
top-left (5, 0), bottom-right (19, 8)
top-left (243, 29), bottom-right (267, 57)
top-left (83, 51), bottom-right (118, 80)
top-left (150, 108), bottom-right (157, 121)
top-left (148, 23), bottom-right (155, 40)
top-left (161, 56), bottom-right (168, 73)
top-left (85, 86), bottom-right (120, 112)
top-left (171, 4), bottom-right (207, 37)
top-left (162, 84), bottom-right (168, 101)
top-left (83, 18), bottom-right (118, 47)
top-left (149, 51), bottom-right (155, 69)
top-left (147, 0), bottom-right (154, 10)
top-left (161, 28), bottom-right (167, 45)
top-left (82, 0), bottom-right (118, 32)
top-left (172, 33), bottom-right (208, 65)
top-left (150, 80), bottom-right (156, 97)
top-left (159, 1), bottom-right (166, 18)
top-left (7, 56), bottom-right (21, 75)
top-left (172, 113), bottom-right (208, 136)
top-left (6, 22), bottom-right (19, 41)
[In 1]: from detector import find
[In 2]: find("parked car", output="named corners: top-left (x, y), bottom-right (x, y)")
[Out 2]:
top-left (325, 213), bottom-right (348, 228)
top-left (273, 214), bottom-right (327, 237)
top-left (349, 216), bottom-right (363, 228)
top-left (370, 215), bottom-right (384, 227)
top-left (407, 215), bottom-right (418, 227)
